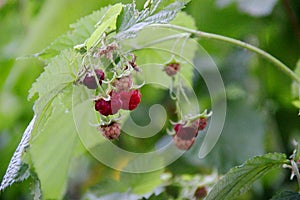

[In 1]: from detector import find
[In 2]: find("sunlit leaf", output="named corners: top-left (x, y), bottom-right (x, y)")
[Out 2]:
top-left (86, 3), bottom-right (123, 50)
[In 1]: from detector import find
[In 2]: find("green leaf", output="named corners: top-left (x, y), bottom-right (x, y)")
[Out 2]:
top-left (116, 1), bottom-right (185, 40)
top-left (28, 50), bottom-right (81, 118)
top-left (85, 3), bottom-right (123, 50)
top-left (29, 86), bottom-right (81, 199)
top-left (36, 7), bottom-right (109, 59)
top-left (205, 153), bottom-right (288, 200)
top-left (271, 191), bottom-right (300, 200)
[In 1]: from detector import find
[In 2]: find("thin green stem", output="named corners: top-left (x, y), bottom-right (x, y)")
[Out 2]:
top-left (151, 24), bottom-right (300, 84)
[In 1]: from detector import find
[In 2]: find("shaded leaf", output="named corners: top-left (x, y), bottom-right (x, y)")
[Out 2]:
top-left (271, 191), bottom-right (300, 200)
top-left (205, 153), bottom-right (288, 200)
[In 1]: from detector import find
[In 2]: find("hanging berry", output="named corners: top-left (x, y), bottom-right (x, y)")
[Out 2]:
top-left (98, 122), bottom-right (121, 140)
top-left (172, 123), bottom-right (198, 150)
top-left (83, 69), bottom-right (105, 89)
top-left (94, 97), bottom-right (121, 116)
top-left (164, 62), bottom-right (180, 77)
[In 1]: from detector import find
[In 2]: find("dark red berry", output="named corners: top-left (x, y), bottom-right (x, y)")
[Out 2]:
top-left (119, 89), bottom-right (142, 110)
top-left (194, 186), bottom-right (207, 199)
top-left (95, 69), bottom-right (105, 85)
top-left (164, 62), bottom-right (180, 76)
top-left (95, 98), bottom-right (112, 116)
top-left (83, 69), bottom-right (105, 89)
top-left (113, 75), bottom-right (132, 91)
top-left (94, 97), bottom-right (121, 116)
top-left (194, 117), bottom-right (207, 131)
top-left (99, 122), bottom-right (121, 140)
top-left (173, 123), bottom-right (198, 150)
top-left (83, 74), bottom-right (97, 89)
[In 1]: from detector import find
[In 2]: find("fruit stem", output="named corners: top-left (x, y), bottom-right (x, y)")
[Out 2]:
top-left (151, 24), bottom-right (300, 84)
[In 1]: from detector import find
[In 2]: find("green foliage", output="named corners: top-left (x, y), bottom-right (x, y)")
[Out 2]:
top-left (86, 3), bottom-right (123, 50)
top-left (205, 153), bottom-right (288, 200)
top-left (28, 50), bottom-right (80, 118)
top-left (29, 87), bottom-right (81, 199)
top-left (1, 0), bottom-right (300, 199)
top-left (116, 0), bottom-right (185, 39)
top-left (271, 191), bottom-right (300, 200)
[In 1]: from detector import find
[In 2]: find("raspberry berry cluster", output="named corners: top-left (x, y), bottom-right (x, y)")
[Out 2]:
top-left (94, 75), bottom-right (142, 140)
top-left (94, 75), bottom-right (142, 116)
top-left (78, 42), bottom-right (142, 140)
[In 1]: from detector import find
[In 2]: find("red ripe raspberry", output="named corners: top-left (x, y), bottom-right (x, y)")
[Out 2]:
top-left (173, 123), bottom-right (198, 150)
top-left (95, 98), bottom-right (112, 116)
top-left (113, 75), bottom-right (132, 91)
top-left (192, 117), bottom-right (207, 131)
top-left (119, 89), bottom-right (142, 110)
top-left (99, 122), bottom-right (121, 140)
top-left (164, 62), bottom-right (180, 76)
top-left (94, 97), bottom-right (121, 116)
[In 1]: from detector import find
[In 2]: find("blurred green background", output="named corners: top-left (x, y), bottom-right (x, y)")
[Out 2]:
top-left (0, 0), bottom-right (300, 199)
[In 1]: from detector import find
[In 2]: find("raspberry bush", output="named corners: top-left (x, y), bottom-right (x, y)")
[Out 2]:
top-left (1, 1), bottom-right (300, 200)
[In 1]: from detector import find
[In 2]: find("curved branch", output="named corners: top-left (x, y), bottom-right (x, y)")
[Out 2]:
top-left (151, 24), bottom-right (300, 84)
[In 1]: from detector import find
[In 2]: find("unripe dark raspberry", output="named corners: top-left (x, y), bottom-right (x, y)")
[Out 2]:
top-left (113, 75), bottom-right (132, 91)
top-left (119, 89), bottom-right (142, 111)
top-left (194, 186), bottom-right (207, 199)
top-left (164, 62), bottom-right (180, 76)
top-left (99, 122), bottom-right (121, 140)
top-left (83, 74), bottom-right (97, 89)
top-left (95, 69), bottom-right (105, 85)
top-left (83, 69), bottom-right (105, 89)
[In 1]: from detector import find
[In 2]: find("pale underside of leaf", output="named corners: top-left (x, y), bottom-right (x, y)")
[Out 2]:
top-left (0, 116), bottom-right (36, 191)
top-left (116, 1), bottom-right (185, 40)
